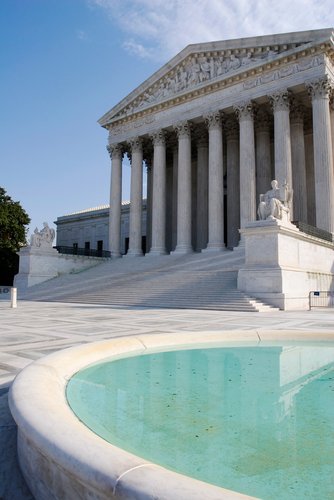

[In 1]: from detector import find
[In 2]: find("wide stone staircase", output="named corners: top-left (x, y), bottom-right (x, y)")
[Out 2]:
top-left (19, 251), bottom-right (278, 312)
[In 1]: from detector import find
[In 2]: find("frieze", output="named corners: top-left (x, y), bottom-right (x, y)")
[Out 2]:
top-left (109, 115), bottom-right (156, 136)
top-left (243, 55), bottom-right (324, 90)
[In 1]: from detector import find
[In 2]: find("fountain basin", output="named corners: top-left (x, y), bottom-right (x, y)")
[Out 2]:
top-left (9, 330), bottom-right (334, 499)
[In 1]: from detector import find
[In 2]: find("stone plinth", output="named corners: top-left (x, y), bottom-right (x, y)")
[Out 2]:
top-left (14, 246), bottom-right (59, 289)
top-left (14, 247), bottom-right (106, 290)
top-left (238, 219), bottom-right (334, 310)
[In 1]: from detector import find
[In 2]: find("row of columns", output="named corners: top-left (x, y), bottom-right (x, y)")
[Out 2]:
top-left (108, 76), bottom-right (334, 258)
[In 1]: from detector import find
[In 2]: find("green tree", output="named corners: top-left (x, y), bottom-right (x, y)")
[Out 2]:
top-left (0, 187), bottom-right (30, 285)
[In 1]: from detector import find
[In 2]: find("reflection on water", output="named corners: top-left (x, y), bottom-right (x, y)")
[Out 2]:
top-left (67, 345), bottom-right (334, 500)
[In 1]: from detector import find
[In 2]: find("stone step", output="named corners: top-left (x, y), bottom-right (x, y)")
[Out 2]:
top-left (20, 250), bottom-right (279, 312)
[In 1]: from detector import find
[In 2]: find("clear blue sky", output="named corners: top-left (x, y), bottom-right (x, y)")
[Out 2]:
top-left (1, 0), bottom-right (332, 239)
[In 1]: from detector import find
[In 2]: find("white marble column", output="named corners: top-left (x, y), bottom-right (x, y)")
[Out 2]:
top-left (234, 101), bottom-right (256, 228)
top-left (255, 109), bottom-right (272, 200)
top-left (225, 117), bottom-right (240, 248)
top-left (196, 133), bottom-right (208, 251)
top-left (107, 143), bottom-right (123, 257)
top-left (269, 90), bottom-right (293, 202)
top-left (203, 111), bottom-right (225, 251)
top-left (290, 100), bottom-right (307, 222)
top-left (173, 121), bottom-right (193, 254)
top-left (307, 77), bottom-right (334, 233)
top-left (127, 137), bottom-right (144, 256)
top-left (145, 160), bottom-right (153, 252)
top-left (148, 130), bottom-right (167, 255)
top-left (172, 145), bottom-right (178, 251)
top-left (304, 115), bottom-right (316, 226)
top-left (330, 96), bottom-right (334, 169)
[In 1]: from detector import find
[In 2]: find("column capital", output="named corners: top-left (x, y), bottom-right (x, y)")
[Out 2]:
top-left (150, 129), bottom-right (166, 146)
top-left (225, 117), bottom-right (239, 140)
top-left (330, 94), bottom-right (334, 111)
top-left (290, 98), bottom-right (305, 125)
top-left (269, 89), bottom-right (291, 112)
top-left (106, 143), bottom-right (123, 160)
top-left (128, 136), bottom-right (143, 153)
top-left (174, 121), bottom-right (192, 138)
top-left (204, 111), bottom-right (223, 130)
top-left (196, 133), bottom-right (209, 148)
top-left (255, 109), bottom-right (271, 132)
top-left (306, 76), bottom-right (334, 100)
top-left (234, 101), bottom-right (255, 121)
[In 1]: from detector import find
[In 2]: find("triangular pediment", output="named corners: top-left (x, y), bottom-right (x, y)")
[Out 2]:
top-left (98, 28), bottom-right (333, 128)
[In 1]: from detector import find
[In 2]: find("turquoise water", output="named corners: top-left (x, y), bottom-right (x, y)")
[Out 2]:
top-left (67, 344), bottom-right (334, 499)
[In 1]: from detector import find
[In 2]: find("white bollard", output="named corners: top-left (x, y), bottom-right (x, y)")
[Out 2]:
top-left (11, 287), bottom-right (17, 308)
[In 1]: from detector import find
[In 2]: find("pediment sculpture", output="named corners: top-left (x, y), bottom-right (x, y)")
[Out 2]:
top-left (117, 48), bottom-right (283, 118)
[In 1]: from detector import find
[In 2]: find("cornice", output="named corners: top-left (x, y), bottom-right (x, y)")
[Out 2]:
top-left (101, 30), bottom-right (334, 132)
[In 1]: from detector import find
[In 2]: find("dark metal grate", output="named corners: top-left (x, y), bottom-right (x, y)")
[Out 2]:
top-left (292, 221), bottom-right (333, 243)
top-left (55, 246), bottom-right (111, 258)
top-left (309, 291), bottom-right (334, 309)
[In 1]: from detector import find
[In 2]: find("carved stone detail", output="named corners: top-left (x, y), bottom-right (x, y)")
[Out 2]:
top-left (306, 76), bottom-right (333, 99)
top-left (106, 143), bottom-right (123, 160)
top-left (196, 133), bottom-right (209, 148)
top-left (174, 121), bottom-right (192, 138)
top-left (150, 129), bottom-right (166, 146)
top-left (225, 117), bottom-right (239, 140)
top-left (243, 55), bottom-right (323, 90)
top-left (128, 136), bottom-right (143, 153)
top-left (290, 98), bottom-right (305, 124)
top-left (234, 101), bottom-right (255, 120)
top-left (255, 109), bottom-right (271, 132)
top-left (269, 89), bottom-right (291, 112)
top-left (204, 111), bottom-right (223, 130)
top-left (111, 44), bottom-right (297, 120)
top-left (330, 94), bottom-right (334, 111)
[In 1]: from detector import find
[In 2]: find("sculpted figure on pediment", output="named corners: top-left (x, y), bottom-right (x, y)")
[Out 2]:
top-left (188, 58), bottom-right (201, 86)
top-left (199, 57), bottom-right (212, 82)
top-left (120, 44), bottom-right (291, 116)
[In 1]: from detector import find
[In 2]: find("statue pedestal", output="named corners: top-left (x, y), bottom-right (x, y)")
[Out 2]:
top-left (237, 219), bottom-right (334, 310)
top-left (14, 246), bottom-right (59, 290)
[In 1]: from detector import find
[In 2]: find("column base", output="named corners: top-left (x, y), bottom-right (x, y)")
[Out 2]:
top-left (146, 248), bottom-right (168, 257)
top-left (111, 252), bottom-right (122, 259)
top-left (202, 243), bottom-right (226, 253)
top-left (125, 249), bottom-right (144, 257)
top-left (171, 244), bottom-right (193, 255)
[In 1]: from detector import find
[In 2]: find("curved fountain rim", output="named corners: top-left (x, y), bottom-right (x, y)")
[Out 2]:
top-left (9, 330), bottom-right (334, 500)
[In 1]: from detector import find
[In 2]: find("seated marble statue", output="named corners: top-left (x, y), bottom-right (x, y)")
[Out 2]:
top-left (257, 180), bottom-right (291, 221)
top-left (30, 222), bottom-right (55, 248)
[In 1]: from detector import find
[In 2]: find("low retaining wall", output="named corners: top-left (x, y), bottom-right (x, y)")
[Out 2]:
top-left (14, 246), bottom-right (108, 290)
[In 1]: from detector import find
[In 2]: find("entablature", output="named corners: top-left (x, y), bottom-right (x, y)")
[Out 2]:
top-left (99, 29), bottom-right (334, 133)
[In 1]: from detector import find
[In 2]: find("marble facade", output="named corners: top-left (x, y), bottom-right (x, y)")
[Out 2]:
top-left (55, 201), bottom-right (147, 255)
top-left (99, 29), bottom-right (334, 258)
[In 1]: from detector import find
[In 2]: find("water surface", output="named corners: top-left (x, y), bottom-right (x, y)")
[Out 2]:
top-left (67, 344), bottom-right (334, 499)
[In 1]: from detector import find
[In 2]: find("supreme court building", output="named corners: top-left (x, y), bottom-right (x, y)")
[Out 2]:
top-left (99, 29), bottom-right (334, 260)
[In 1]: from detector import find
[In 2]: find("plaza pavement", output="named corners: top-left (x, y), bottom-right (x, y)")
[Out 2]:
top-left (1, 300), bottom-right (334, 499)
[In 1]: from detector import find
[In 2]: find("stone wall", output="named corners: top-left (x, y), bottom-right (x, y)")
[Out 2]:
top-left (238, 219), bottom-right (334, 309)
